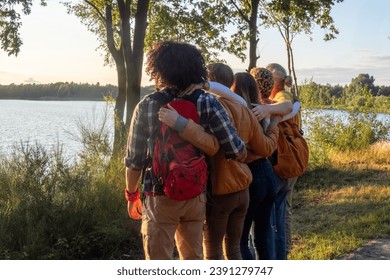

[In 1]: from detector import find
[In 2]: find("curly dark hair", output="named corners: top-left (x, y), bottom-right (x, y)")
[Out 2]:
top-left (145, 41), bottom-right (207, 91)
top-left (249, 67), bottom-right (274, 99)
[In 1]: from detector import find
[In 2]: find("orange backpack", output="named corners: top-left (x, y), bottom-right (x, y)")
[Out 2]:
top-left (272, 119), bottom-right (309, 179)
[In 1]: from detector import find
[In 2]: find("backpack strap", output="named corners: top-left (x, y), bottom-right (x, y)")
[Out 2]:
top-left (148, 91), bottom-right (175, 190)
top-left (143, 91), bottom-right (175, 187)
top-left (181, 89), bottom-right (202, 105)
top-left (147, 90), bottom-right (175, 150)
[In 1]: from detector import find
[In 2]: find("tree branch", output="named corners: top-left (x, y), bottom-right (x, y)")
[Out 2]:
top-left (84, 0), bottom-right (106, 24)
top-left (105, 1), bottom-right (121, 61)
top-left (259, 0), bottom-right (285, 29)
top-left (229, 0), bottom-right (250, 24)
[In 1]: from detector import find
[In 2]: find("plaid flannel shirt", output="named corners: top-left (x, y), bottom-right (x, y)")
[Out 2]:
top-left (124, 90), bottom-right (245, 193)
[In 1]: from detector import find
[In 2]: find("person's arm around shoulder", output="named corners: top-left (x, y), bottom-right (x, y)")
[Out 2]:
top-left (182, 81), bottom-right (247, 106)
top-left (281, 101), bottom-right (300, 121)
top-left (205, 81), bottom-right (247, 106)
top-left (252, 100), bottom-right (293, 121)
top-left (158, 104), bottom-right (219, 156)
top-left (247, 109), bottom-right (279, 158)
top-left (251, 91), bottom-right (293, 121)
top-left (206, 95), bottom-right (247, 160)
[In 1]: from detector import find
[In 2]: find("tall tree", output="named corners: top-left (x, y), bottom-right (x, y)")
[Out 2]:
top-left (349, 73), bottom-right (378, 96)
top-left (64, 0), bottom-right (149, 155)
top-left (0, 0), bottom-right (46, 56)
top-left (260, 0), bottom-right (344, 96)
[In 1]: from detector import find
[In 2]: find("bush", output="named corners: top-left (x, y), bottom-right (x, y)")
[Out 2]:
top-left (303, 111), bottom-right (389, 168)
top-left (308, 111), bottom-right (388, 148)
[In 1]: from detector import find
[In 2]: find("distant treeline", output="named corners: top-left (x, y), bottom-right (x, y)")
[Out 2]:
top-left (0, 82), bottom-right (156, 101)
top-left (1, 74), bottom-right (389, 113)
top-left (299, 74), bottom-right (390, 113)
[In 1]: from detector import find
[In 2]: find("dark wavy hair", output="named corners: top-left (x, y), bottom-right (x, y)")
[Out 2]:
top-left (231, 72), bottom-right (260, 107)
top-left (145, 41), bottom-right (207, 91)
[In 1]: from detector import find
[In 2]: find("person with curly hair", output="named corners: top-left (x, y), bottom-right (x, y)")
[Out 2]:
top-left (124, 41), bottom-right (247, 260)
top-left (251, 64), bottom-right (300, 260)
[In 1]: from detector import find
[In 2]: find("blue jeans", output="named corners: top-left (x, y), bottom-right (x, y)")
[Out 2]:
top-left (240, 158), bottom-right (277, 260)
top-left (273, 176), bottom-right (288, 260)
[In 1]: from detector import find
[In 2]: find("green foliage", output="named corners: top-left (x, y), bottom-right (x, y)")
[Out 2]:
top-left (306, 111), bottom-right (389, 153)
top-left (349, 73), bottom-right (377, 95)
top-left (299, 75), bottom-right (390, 113)
top-left (261, 0), bottom-right (344, 41)
top-left (0, 124), bottom-right (142, 259)
top-left (0, 0), bottom-right (46, 56)
top-left (146, 0), bottom-right (230, 61)
top-left (259, 0), bottom-right (344, 93)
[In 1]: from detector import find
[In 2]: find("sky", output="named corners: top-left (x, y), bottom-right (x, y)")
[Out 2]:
top-left (0, 0), bottom-right (390, 87)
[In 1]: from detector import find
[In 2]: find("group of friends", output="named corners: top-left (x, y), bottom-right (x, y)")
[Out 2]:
top-left (124, 40), bottom-right (302, 260)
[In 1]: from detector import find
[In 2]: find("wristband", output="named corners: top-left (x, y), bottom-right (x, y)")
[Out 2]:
top-left (125, 188), bottom-right (140, 202)
top-left (174, 115), bottom-right (189, 133)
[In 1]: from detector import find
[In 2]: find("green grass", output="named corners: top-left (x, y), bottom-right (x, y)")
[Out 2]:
top-left (289, 143), bottom-right (390, 259)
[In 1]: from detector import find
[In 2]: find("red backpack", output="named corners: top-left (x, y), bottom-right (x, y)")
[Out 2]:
top-left (150, 90), bottom-right (208, 201)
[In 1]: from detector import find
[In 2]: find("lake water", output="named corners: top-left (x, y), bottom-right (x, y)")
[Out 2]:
top-left (0, 100), bottom-right (389, 159)
top-left (0, 100), bottom-right (114, 159)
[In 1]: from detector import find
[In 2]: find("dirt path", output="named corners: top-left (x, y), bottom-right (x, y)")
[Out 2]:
top-left (340, 237), bottom-right (390, 260)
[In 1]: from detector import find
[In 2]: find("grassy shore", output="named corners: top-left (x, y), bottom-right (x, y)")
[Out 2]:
top-left (0, 114), bottom-right (388, 259)
top-left (290, 141), bottom-right (390, 259)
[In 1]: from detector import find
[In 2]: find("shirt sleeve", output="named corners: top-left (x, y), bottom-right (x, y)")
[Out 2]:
top-left (274, 90), bottom-right (293, 103)
top-left (273, 91), bottom-right (291, 103)
top-left (205, 96), bottom-right (245, 159)
top-left (246, 108), bottom-right (279, 158)
top-left (124, 101), bottom-right (148, 170)
top-left (282, 101), bottom-right (300, 121)
top-left (180, 119), bottom-right (220, 156)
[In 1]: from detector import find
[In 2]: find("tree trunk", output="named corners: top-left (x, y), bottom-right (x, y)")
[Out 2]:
top-left (289, 45), bottom-right (299, 97)
top-left (113, 63), bottom-right (127, 156)
top-left (119, 0), bottom-right (133, 128)
top-left (111, 0), bottom-right (149, 156)
top-left (125, 0), bottom-right (150, 127)
top-left (285, 28), bottom-right (292, 75)
top-left (83, 0), bottom-right (150, 160)
top-left (286, 43), bottom-right (291, 74)
top-left (105, 2), bottom-right (127, 156)
top-left (248, 0), bottom-right (260, 71)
